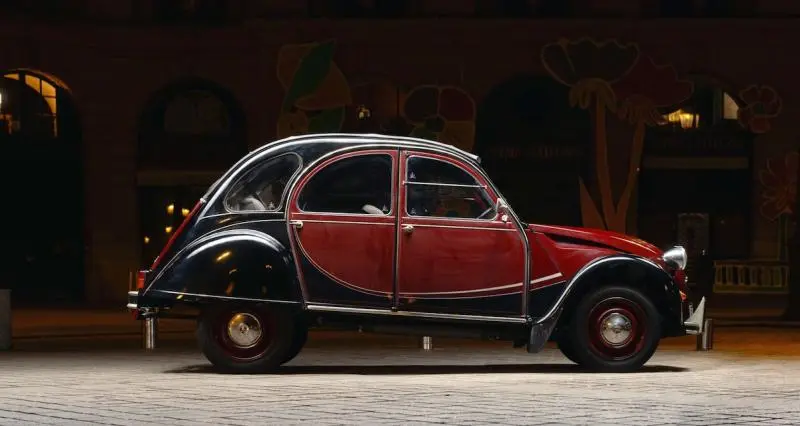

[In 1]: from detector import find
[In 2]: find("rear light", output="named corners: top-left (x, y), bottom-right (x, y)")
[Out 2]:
top-left (150, 200), bottom-right (202, 270)
top-left (136, 270), bottom-right (147, 290)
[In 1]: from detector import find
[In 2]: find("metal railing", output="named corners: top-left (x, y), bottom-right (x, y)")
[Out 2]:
top-left (713, 260), bottom-right (790, 294)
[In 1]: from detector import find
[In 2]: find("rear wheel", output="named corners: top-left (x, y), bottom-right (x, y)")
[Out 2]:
top-left (197, 304), bottom-right (296, 373)
top-left (566, 286), bottom-right (661, 372)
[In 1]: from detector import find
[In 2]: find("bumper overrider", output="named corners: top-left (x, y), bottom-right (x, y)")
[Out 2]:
top-left (662, 245), bottom-right (709, 336)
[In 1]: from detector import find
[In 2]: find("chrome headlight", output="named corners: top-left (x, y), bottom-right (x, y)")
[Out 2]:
top-left (662, 246), bottom-right (687, 270)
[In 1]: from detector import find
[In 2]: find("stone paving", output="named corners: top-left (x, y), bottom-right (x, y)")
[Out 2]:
top-left (1, 331), bottom-right (799, 426)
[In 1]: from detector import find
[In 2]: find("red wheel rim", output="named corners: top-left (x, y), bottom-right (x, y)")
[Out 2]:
top-left (587, 297), bottom-right (647, 361)
top-left (214, 308), bottom-right (276, 362)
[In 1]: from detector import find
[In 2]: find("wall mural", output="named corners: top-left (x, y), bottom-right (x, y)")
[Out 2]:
top-left (276, 40), bottom-right (352, 138)
top-left (541, 37), bottom-right (693, 232)
top-left (738, 85), bottom-right (782, 134)
top-left (759, 150), bottom-right (797, 261)
top-left (401, 85), bottom-right (477, 152)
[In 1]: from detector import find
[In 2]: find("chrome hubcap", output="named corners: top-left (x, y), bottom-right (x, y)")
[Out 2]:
top-left (599, 312), bottom-right (633, 346)
top-left (226, 313), bottom-right (263, 348)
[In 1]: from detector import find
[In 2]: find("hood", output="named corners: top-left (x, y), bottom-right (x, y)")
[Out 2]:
top-left (529, 224), bottom-right (663, 259)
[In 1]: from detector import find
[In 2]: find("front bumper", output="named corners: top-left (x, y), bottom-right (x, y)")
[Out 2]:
top-left (683, 296), bottom-right (707, 335)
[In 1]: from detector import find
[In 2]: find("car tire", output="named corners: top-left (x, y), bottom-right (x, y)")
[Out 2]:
top-left (556, 336), bottom-right (581, 365)
top-left (197, 304), bottom-right (296, 374)
top-left (281, 323), bottom-right (309, 365)
top-left (566, 286), bottom-right (661, 373)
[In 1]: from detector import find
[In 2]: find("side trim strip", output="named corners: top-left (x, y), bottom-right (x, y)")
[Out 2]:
top-left (306, 303), bottom-right (528, 324)
top-left (149, 290), bottom-right (303, 305)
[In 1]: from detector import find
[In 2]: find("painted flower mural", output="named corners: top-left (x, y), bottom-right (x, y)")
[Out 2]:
top-left (760, 151), bottom-right (798, 261)
top-left (541, 37), bottom-right (639, 231)
top-left (276, 40), bottom-right (352, 139)
top-left (609, 56), bottom-right (694, 231)
top-left (401, 85), bottom-right (477, 153)
top-left (738, 85), bottom-right (782, 134)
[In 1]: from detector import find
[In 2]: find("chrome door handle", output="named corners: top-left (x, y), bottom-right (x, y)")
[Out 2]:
top-left (402, 224), bottom-right (414, 234)
top-left (290, 220), bottom-right (303, 230)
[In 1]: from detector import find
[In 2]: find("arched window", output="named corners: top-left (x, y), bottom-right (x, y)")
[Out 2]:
top-left (138, 79), bottom-right (246, 170)
top-left (0, 71), bottom-right (60, 138)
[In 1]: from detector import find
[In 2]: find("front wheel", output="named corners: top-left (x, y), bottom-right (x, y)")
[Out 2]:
top-left (565, 286), bottom-right (661, 373)
top-left (197, 304), bottom-right (297, 373)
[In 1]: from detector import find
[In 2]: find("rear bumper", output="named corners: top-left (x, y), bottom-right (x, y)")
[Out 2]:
top-left (126, 290), bottom-right (140, 310)
top-left (683, 297), bottom-right (707, 335)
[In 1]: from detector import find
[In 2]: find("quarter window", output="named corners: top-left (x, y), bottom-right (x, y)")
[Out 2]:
top-left (298, 154), bottom-right (393, 215)
top-left (405, 156), bottom-right (496, 219)
top-left (224, 153), bottom-right (301, 212)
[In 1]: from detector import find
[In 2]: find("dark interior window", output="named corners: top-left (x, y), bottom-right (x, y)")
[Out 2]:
top-left (405, 157), bottom-right (495, 219)
top-left (225, 154), bottom-right (301, 212)
top-left (298, 154), bottom-right (393, 215)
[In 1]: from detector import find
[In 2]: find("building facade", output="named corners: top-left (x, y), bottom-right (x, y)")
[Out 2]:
top-left (0, 0), bottom-right (797, 305)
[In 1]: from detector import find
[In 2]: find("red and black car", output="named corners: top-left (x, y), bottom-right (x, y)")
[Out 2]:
top-left (127, 133), bottom-right (707, 373)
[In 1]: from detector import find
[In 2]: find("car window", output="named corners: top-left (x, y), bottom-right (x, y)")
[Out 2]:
top-left (405, 156), bottom-right (495, 220)
top-left (297, 154), bottom-right (393, 215)
top-left (224, 153), bottom-right (301, 212)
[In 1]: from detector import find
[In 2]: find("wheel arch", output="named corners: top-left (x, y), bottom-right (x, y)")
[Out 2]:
top-left (548, 255), bottom-right (683, 339)
top-left (143, 229), bottom-right (303, 307)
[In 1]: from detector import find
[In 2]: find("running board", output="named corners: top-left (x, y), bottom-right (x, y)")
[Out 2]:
top-left (306, 304), bottom-right (528, 324)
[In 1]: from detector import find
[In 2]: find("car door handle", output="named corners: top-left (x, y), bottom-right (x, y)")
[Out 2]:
top-left (402, 224), bottom-right (414, 234)
top-left (290, 220), bottom-right (303, 230)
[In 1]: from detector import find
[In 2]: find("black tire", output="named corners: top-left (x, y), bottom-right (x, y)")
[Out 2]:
top-left (196, 304), bottom-right (296, 374)
top-left (565, 286), bottom-right (661, 373)
top-left (556, 336), bottom-right (581, 365)
top-left (281, 323), bottom-right (309, 365)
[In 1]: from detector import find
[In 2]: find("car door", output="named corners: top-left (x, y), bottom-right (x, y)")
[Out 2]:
top-left (396, 151), bottom-right (527, 317)
top-left (287, 149), bottom-right (398, 308)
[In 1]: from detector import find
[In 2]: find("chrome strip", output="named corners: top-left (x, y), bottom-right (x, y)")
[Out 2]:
top-left (151, 290), bottom-right (303, 304)
top-left (306, 304), bottom-right (528, 324)
top-left (401, 222), bottom-right (515, 231)
top-left (294, 219), bottom-right (393, 226)
top-left (400, 272), bottom-right (563, 296)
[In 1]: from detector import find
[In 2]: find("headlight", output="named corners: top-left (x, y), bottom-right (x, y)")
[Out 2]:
top-left (662, 246), bottom-right (687, 270)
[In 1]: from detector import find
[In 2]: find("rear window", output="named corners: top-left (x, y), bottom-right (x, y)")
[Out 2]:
top-left (224, 153), bottom-right (301, 212)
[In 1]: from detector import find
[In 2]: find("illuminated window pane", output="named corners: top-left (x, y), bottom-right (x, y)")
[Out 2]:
top-left (24, 75), bottom-right (41, 93)
top-left (4, 73), bottom-right (19, 80)
top-left (41, 80), bottom-right (57, 99)
top-left (722, 92), bottom-right (738, 120)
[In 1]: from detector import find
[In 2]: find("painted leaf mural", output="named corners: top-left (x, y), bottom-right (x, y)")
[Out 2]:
top-left (541, 38), bottom-right (639, 231)
top-left (401, 85), bottom-right (477, 152)
top-left (276, 40), bottom-right (351, 138)
top-left (738, 85), bottom-right (782, 134)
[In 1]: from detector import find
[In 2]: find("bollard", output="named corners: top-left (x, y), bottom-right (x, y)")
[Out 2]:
top-left (696, 318), bottom-right (714, 351)
top-left (142, 316), bottom-right (158, 351)
top-left (420, 335), bottom-right (433, 351)
top-left (0, 289), bottom-right (10, 351)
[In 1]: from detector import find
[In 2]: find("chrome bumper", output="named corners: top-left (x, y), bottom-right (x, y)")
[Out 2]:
top-left (684, 296), bottom-right (707, 335)
top-left (126, 290), bottom-right (139, 310)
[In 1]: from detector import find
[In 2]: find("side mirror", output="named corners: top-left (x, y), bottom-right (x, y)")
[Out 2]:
top-left (495, 198), bottom-right (510, 222)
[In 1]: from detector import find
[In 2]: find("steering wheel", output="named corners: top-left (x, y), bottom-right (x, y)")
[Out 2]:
top-left (476, 206), bottom-right (495, 220)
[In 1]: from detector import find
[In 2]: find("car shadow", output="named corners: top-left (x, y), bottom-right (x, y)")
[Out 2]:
top-left (163, 363), bottom-right (689, 375)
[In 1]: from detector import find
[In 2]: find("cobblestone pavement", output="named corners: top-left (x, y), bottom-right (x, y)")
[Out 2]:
top-left (1, 334), bottom-right (799, 426)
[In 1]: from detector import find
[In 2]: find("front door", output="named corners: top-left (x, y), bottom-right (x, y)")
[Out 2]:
top-left (287, 149), bottom-right (397, 308)
top-left (396, 151), bottom-right (527, 317)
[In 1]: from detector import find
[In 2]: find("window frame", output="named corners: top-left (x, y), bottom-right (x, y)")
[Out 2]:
top-left (403, 154), bottom-right (498, 222)
top-left (295, 151), bottom-right (396, 217)
top-left (222, 152), bottom-right (303, 214)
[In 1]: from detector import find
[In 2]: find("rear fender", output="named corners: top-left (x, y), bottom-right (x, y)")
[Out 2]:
top-left (539, 255), bottom-right (684, 339)
top-left (144, 229), bottom-right (301, 306)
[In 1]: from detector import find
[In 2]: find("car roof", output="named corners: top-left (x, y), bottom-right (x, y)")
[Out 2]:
top-left (253, 133), bottom-right (481, 165)
top-left (201, 133), bottom-right (482, 204)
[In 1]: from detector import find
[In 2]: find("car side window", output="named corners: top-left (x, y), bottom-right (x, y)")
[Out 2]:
top-left (405, 156), bottom-right (496, 220)
top-left (298, 154), bottom-right (393, 215)
top-left (224, 153), bottom-right (301, 212)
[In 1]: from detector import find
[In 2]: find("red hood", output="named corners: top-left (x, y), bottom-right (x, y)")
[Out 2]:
top-left (529, 224), bottom-right (663, 259)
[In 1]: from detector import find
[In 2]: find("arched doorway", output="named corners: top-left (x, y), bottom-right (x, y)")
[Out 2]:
top-left (137, 78), bottom-right (247, 267)
top-left (0, 69), bottom-right (85, 304)
top-left (474, 74), bottom-right (591, 225)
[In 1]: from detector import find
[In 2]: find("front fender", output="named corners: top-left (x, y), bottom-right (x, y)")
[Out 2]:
top-left (143, 229), bottom-right (301, 305)
top-left (541, 255), bottom-right (684, 337)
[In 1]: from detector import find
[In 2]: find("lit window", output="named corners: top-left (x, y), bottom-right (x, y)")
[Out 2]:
top-left (664, 109), bottom-right (699, 129)
top-left (3, 72), bottom-right (59, 136)
top-left (722, 92), bottom-right (739, 120)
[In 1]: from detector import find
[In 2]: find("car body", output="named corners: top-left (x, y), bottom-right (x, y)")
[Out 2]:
top-left (127, 133), bottom-right (707, 373)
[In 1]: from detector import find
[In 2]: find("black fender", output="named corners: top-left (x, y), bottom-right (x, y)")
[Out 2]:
top-left (143, 229), bottom-right (301, 306)
top-left (538, 255), bottom-right (684, 340)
